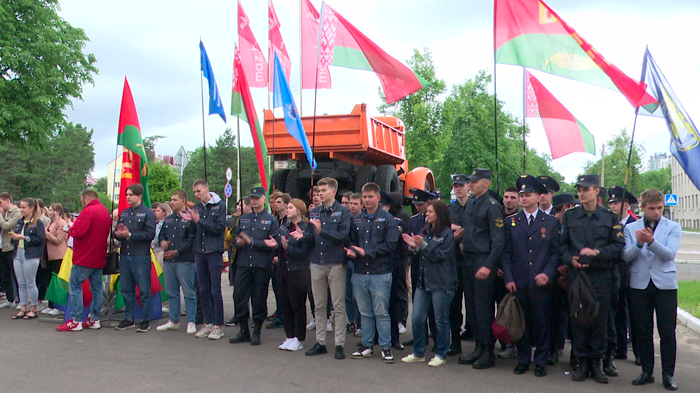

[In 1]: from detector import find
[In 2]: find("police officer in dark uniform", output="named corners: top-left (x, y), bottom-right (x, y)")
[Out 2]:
top-left (537, 175), bottom-right (560, 216)
top-left (447, 174), bottom-right (471, 356)
top-left (502, 175), bottom-right (561, 377)
top-left (607, 186), bottom-right (638, 371)
top-left (560, 175), bottom-right (624, 383)
top-left (230, 187), bottom-right (280, 346)
top-left (457, 168), bottom-right (505, 370)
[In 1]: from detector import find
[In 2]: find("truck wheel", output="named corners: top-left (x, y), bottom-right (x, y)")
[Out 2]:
top-left (272, 169), bottom-right (290, 193)
top-left (355, 165), bottom-right (377, 192)
top-left (285, 170), bottom-right (300, 198)
top-left (375, 165), bottom-right (400, 193)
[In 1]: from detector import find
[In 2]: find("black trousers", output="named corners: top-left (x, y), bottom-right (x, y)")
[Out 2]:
top-left (515, 286), bottom-right (552, 365)
top-left (277, 267), bottom-right (309, 341)
top-left (390, 259), bottom-right (409, 343)
top-left (606, 270), bottom-right (620, 354)
top-left (0, 251), bottom-right (17, 302)
top-left (549, 284), bottom-right (568, 354)
top-left (568, 268), bottom-right (612, 358)
top-left (615, 286), bottom-right (631, 356)
top-left (234, 266), bottom-right (272, 323)
top-left (629, 280), bottom-right (677, 377)
top-left (449, 254), bottom-right (464, 340)
top-left (463, 253), bottom-right (496, 349)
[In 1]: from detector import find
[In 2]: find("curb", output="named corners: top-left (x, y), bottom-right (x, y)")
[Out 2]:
top-left (677, 307), bottom-right (700, 335)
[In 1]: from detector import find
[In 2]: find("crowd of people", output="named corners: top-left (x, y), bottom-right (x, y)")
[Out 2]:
top-left (0, 170), bottom-right (681, 390)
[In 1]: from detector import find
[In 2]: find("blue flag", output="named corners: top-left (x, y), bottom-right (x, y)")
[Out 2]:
top-left (199, 41), bottom-right (226, 123)
top-left (272, 52), bottom-right (317, 170)
top-left (642, 49), bottom-right (700, 190)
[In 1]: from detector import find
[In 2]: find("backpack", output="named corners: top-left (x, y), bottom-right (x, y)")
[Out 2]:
top-left (492, 293), bottom-right (526, 344)
top-left (568, 269), bottom-right (600, 328)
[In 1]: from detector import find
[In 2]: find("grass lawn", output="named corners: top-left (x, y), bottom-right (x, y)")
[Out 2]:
top-left (678, 281), bottom-right (700, 319)
top-left (682, 228), bottom-right (700, 233)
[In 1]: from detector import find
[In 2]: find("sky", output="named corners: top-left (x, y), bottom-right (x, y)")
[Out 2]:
top-left (58, 0), bottom-right (700, 184)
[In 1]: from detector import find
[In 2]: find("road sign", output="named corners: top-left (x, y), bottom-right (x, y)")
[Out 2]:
top-left (226, 167), bottom-right (233, 182)
top-left (224, 183), bottom-right (233, 198)
top-left (665, 194), bottom-right (678, 206)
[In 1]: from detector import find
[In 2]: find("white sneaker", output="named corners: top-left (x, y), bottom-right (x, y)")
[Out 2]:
top-left (42, 307), bottom-right (53, 314)
top-left (16, 304), bottom-right (22, 310)
top-left (279, 338), bottom-right (293, 350)
top-left (156, 320), bottom-right (180, 331)
top-left (208, 325), bottom-right (224, 340)
top-left (497, 343), bottom-right (517, 359)
top-left (162, 306), bottom-right (169, 313)
top-left (306, 318), bottom-right (316, 331)
top-left (36, 304), bottom-right (44, 312)
top-left (326, 319), bottom-right (333, 332)
top-left (195, 324), bottom-right (213, 338)
top-left (48, 308), bottom-right (63, 316)
top-left (186, 323), bottom-right (197, 335)
top-left (401, 353), bottom-right (426, 363)
top-left (287, 337), bottom-right (303, 351)
top-left (0, 301), bottom-right (13, 309)
top-left (428, 356), bottom-right (447, 367)
top-left (398, 322), bottom-right (407, 334)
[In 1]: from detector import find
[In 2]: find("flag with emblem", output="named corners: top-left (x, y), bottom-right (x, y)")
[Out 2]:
top-left (495, 0), bottom-right (656, 108)
top-left (268, 0), bottom-right (291, 92)
top-left (238, 0), bottom-right (268, 88)
top-left (300, 0), bottom-right (331, 89)
top-left (117, 77), bottom-right (151, 213)
top-left (525, 70), bottom-right (595, 159)
top-left (316, 2), bottom-right (428, 103)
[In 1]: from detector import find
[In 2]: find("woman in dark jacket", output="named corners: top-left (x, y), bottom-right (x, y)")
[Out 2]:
top-left (400, 200), bottom-right (456, 367)
top-left (277, 198), bottom-right (314, 352)
top-left (10, 198), bottom-right (46, 320)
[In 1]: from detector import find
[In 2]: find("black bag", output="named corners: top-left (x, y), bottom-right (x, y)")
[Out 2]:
top-left (568, 270), bottom-right (600, 328)
top-left (104, 252), bottom-right (120, 275)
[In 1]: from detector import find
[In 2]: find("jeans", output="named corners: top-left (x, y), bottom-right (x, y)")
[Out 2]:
top-left (345, 261), bottom-right (358, 325)
top-left (119, 254), bottom-right (152, 322)
top-left (195, 253), bottom-right (224, 326)
top-left (13, 248), bottom-right (40, 306)
top-left (69, 265), bottom-right (104, 322)
top-left (163, 261), bottom-right (197, 324)
top-left (412, 288), bottom-right (454, 359)
top-left (352, 272), bottom-right (392, 349)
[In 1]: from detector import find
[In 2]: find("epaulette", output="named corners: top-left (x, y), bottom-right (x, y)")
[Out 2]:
top-left (411, 213), bottom-right (421, 218)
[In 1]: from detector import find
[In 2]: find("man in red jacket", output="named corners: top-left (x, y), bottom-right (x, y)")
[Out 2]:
top-left (57, 190), bottom-right (111, 332)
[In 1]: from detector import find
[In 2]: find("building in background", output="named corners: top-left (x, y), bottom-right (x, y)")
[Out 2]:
top-left (644, 152), bottom-right (671, 172)
top-left (106, 155), bottom-right (123, 203)
top-left (671, 156), bottom-right (700, 229)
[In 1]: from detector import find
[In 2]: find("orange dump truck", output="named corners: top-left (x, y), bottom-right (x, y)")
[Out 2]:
top-left (263, 104), bottom-right (434, 203)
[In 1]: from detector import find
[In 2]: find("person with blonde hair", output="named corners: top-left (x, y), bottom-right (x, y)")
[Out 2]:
top-left (9, 198), bottom-right (46, 319)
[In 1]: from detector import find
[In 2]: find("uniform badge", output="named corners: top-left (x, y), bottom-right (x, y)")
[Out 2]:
top-left (511, 219), bottom-right (516, 227)
top-left (495, 218), bottom-right (504, 228)
top-left (612, 224), bottom-right (621, 230)
top-left (541, 227), bottom-right (546, 238)
top-left (617, 232), bottom-right (624, 237)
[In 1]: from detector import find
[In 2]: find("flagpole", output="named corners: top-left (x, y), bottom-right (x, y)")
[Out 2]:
top-left (299, 0), bottom-right (303, 116)
top-left (237, 118), bottom-right (242, 203)
top-left (311, 2), bottom-right (325, 190)
top-left (199, 39), bottom-right (209, 182)
top-left (492, 32), bottom-right (500, 192)
top-left (522, 67), bottom-right (527, 172)
top-left (267, 1), bottom-right (274, 193)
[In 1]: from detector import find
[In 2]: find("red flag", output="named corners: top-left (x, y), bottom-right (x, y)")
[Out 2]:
top-left (238, 0), bottom-right (267, 88)
top-left (301, 0), bottom-right (331, 89)
top-left (268, 0), bottom-right (291, 92)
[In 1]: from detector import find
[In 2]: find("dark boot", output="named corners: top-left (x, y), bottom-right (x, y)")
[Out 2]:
top-left (590, 358), bottom-right (609, 384)
top-left (251, 320), bottom-right (263, 346)
top-left (572, 357), bottom-right (590, 381)
top-left (603, 350), bottom-right (618, 377)
top-left (570, 353), bottom-right (580, 371)
top-left (473, 346), bottom-right (496, 369)
top-left (447, 337), bottom-right (462, 356)
top-left (458, 341), bottom-right (483, 365)
top-left (229, 321), bottom-right (251, 343)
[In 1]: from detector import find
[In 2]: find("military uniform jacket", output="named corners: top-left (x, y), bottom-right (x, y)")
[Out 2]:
top-left (280, 221), bottom-right (313, 272)
top-left (559, 205), bottom-right (624, 270)
top-left (350, 208), bottom-right (400, 275)
top-left (502, 210), bottom-right (561, 289)
top-left (159, 212), bottom-right (196, 262)
top-left (309, 200), bottom-right (352, 266)
top-left (235, 210), bottom-right (280, 269)
top-left (414, 226), bottom-right (457, 292)
top-left (616, 215), bottom-right (637, 287)
top-left (408, 213), bottom-right (426, 236)
top-left (117, 203), bottom-right (156, 257)
top-left (192, 193), bottom-right (227, 254)
top-left (449, 200), bottom-right (468, 257)
top-left (460, 194), bottom-right (505, 270)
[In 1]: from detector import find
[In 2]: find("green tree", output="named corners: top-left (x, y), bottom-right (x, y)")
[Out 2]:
top-left (640, 167), bottom-right (672, 194)
top-left (583, 129), bottom-right (645, 196)
top-left (0, 0), bottom-right (98, 147)
top-left (93, 176), bottom-right (108, 194)
top-left (148, 160), bottom-right (180, 203)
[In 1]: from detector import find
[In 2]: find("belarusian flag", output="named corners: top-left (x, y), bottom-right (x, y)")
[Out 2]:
top-left (268, 0), bottom-right (291, 92)
top-left (301, 0), bottom-right (331, 89)
top-left (525, 70), bottom-right (595, 159)
top-left (318, 3), bottom-right (427, 104)
top-left (232, 44), bottom-right (269, 190)
top-left (117, 77), bottom-right (151, 213)
top-left (238, 0), bottom-right (268, 88)
top-left (495, 0), bottom-right (656, 108)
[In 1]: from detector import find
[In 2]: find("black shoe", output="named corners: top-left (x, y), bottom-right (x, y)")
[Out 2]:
top-left (403, 338), bottom-right (414, 346)
top-left (572, 358), bottom-right (590, 381)
top-left (391, 341), bottom-right (405, 351)
top-left (381, 348), bottom-right (395, 363)
top-left (224, 317), bottom-right (238, 327)
top-left (305, 343), bottom-right (328, 356)
top-left (458, 342), bottom-right (484, 365)
top-left (570, 354), bottom-right (580, 371)
top-left (473, 350), bottom-right (496, 369)
top-left (136, 321), bottom-right (150, 332)
top-left (635, 356), bottom-right (641, 366)
top-left (115, 319), bottom-right (135, 331)
top-left (346, 322), bottom-right (356, 333)
top-left (447, 341), bottom-right (462, 356)
top-left (662, 375), bottom-right (678, 391)
top-left (335, 345), bottom-right (345, 359)
top-left (632, 372), bottom-right (654, 386)
top-left (356, 341), bottom-right (365, 347)
top-left (535, 364), bottom-right (547, 377)
top-left (229, 323), bottom-right (251, 343)
top-left (603, 357), bottom-right (618, 377)
top-left (265, 320), bottom-right (283, 329)
top-left (459, 329), bottom-right (474, 341)
top-left (514, 362), bottom-right (529, 375)
top-left (614, 351), bottom-right (628, 360)
top-left (546, 351), bottom-right (558, 366)
top-left (266, 312), bottom-right (277, 321)
top-left (250, 320), bottom-right (262, 346)
top-left (590, 358), bottom-right (609, 384)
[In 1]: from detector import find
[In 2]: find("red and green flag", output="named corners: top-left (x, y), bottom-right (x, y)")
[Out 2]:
top-left (117, 77), bottom-right (151, 213)
top-left (318, 3), bottom-right (427, 104)
top-left (525, 70), bottom-right (595, 159)
top-left (495, 0), bottom-right (657, 108)
top-left (232, 44), bottom-right (269, 190)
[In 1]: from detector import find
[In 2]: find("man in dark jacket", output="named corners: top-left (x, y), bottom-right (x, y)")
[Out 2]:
top-left (183, 179), bottom-right (227, 340)
top-left (114, 184), bottom-right (157, 333)
top-left (230, 187), bottom-right (279, 346)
